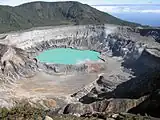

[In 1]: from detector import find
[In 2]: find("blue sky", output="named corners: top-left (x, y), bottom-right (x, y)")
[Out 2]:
top-left (0, 0), bottom-right (160, 6)
top-left (0, 0), bottom-right (159, 14)
top-left (0, 0), bottom-right (159, 26)
top-left (93, 4), bottom-right (160, 13)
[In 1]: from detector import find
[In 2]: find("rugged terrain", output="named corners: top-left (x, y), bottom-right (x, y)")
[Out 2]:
top-left (0, 1), bottom-right (140, 33)
top-left (0, 1), bottom-right (159, 120)
top-left (0, 23), bottom-right (160, 120)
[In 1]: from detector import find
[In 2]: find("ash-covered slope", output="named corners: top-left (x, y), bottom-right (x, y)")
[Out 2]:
top-left (139, 28), bottom-right (160, 43)
top-left (0, 1), bottom-right (139, 33)
top-left (0, 44), bottom-right (38, 79)
top-left (0, 25), bottom-right (160, 119)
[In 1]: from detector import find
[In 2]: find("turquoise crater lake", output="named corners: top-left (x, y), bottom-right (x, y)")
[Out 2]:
top-left (36, 48), bottom-right (100, 64)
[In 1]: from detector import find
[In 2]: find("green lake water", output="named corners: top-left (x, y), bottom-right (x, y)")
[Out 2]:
top-left (36, 48), bottom-right (100, 64)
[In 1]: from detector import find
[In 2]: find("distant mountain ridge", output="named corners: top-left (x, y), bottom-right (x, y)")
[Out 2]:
top-left (0, 1), bottom-right (140, 33)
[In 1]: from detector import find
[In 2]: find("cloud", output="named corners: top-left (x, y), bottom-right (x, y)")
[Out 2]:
top-left (141, 9), bottom-right (160, 13)
top-left (93, 5), bottom-right (160, 13)
top-left (0, 0), bottom-right (160, 6)
top-left (0, 0), bottom-right (160, 15)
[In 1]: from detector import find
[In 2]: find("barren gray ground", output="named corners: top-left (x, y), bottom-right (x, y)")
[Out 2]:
top-left (0, 24), bottom-right (159, 119)
top-left (12, 56), bottom-right (130, 100)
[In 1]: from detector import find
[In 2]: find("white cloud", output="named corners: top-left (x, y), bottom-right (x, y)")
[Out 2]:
top-left (0, 0), bottom-right (160, 6)
top-left (93, 5), bottom-right (160, 13)
top-left (0, 0), bottom-right (160, 14)
top-left (141, 9), bottom-right (160, 13)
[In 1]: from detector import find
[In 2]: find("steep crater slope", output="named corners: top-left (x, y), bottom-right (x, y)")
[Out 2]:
top-left (0, 25), bottom-right (160, 118)
top-left (0, 44), bottom-right (38, 79)
top-left (139, 28), bottom-right (160, 43)
top-left (2, 24), bottom-right (160, 73)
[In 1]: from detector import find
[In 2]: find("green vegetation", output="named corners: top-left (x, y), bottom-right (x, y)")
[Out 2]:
top-left (0, 1), bottom-right (140, 33)
top-left (0, 102), bottom-right (97, 120)
top-left (116, 113), bottom-right (151, 120)
top-left (0, 103), bottom-right (46, 120)
top-left (0, 102), bottom-right (152, 120)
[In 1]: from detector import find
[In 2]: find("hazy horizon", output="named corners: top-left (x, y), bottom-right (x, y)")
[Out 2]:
top-left (0, 0), bottom-right (160, 6)
top-left (0, 0), bottom-right (159, 27)
top-left (93, 4), bottom-right (160, 27)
